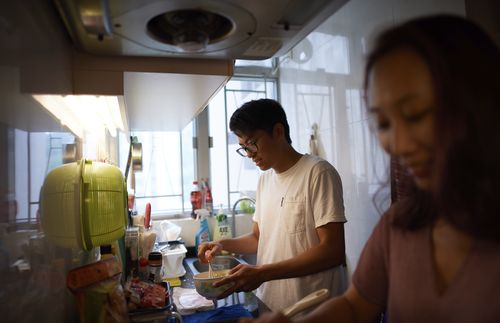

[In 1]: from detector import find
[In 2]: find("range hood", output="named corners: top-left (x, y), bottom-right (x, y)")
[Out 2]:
top-left (54, 0), bottom-right (349, 60)
top-left (0, 0), bottom-right (349, 134)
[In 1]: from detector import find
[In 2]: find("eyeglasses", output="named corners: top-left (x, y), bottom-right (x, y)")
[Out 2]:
top-left (236, 140), bottom-right (258, 157)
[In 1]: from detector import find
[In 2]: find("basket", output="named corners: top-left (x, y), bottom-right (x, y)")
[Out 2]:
top-left (40, 159), bottom-right (128, 250)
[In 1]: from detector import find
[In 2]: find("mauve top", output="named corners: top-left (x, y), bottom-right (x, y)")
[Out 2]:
top-left (352, 208), bottom-right (500, 323)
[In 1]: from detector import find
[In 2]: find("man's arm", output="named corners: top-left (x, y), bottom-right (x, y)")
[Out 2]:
top-left (214, 221), bottom-right (345, 296)
top-left (219, 221), bottom-right (260, 254)
top-left (198, 222), bottom-right (260, 262)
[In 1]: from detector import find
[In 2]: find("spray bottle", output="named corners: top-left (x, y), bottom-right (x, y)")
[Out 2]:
top-left (194, 209), bottom-right (211, 251)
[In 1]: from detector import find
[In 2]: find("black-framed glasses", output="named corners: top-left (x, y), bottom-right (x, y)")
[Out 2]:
top-left (236, 140), bottom-right (258, 157)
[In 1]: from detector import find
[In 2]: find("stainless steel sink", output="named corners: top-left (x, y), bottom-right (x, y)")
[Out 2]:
top-left (185, 255), bottom-right (255, 275)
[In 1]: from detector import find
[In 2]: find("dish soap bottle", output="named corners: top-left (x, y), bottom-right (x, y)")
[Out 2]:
top-left (194, 209), bottom-right (211, 251)
top-left (213, 206), bottom-right (232, 242)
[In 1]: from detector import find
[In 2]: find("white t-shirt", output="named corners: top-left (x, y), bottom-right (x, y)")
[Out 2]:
top-left (253, 154), bottom-right (347, 311)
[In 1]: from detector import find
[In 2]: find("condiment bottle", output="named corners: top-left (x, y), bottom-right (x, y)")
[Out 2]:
top-left (148, 251), bottom-right (163, 283)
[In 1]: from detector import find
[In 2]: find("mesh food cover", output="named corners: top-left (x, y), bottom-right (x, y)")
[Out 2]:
top-left (40, 159), bottom-right (128, 250)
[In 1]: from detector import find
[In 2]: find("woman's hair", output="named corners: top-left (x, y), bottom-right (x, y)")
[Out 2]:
top-left (364, 15), bottom-right (500, 241)
top-left (229, 98), bottom-right (292, 144)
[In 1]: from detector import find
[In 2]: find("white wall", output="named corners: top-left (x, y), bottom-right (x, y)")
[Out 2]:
top-left (152, 213), bottom-right (254, 247)
top-left (279, 0), bottom-right (465, 274)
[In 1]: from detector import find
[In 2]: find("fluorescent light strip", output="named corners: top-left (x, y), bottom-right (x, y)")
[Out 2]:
top-left (33, 95), bottom-right (124, 138)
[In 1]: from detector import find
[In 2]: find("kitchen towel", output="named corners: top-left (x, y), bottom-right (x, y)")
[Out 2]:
top-left (182, 304), bottom-right (253, 323)
top-left (173, 287), bottom-right (214, 315)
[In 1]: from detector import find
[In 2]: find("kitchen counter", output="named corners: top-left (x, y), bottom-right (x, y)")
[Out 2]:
top-left (179, 257), bottom-right (270, 318)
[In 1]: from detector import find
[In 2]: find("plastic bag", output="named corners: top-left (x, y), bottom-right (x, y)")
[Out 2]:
top-left (156, 220), bottom-right (182, 242)
top-left (67, 257), bottom-right (130, 323)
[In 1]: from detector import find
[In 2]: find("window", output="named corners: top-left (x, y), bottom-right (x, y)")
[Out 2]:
top-left (121, 121), bottom-right (196, 217)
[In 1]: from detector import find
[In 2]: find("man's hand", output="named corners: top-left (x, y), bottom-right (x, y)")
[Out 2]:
top-left (197, 241), bottom-right (223, 263)
top-left (213, 264), bottom-right (265, 298)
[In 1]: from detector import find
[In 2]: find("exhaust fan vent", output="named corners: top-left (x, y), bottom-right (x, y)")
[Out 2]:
top-left (54, 0), bottom-right (350, 59)
top-left (147, 9), bottom-right (234, 53)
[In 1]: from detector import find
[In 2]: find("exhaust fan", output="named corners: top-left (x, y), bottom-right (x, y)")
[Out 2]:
top-left (146, 9), bottom-right (235, 53)
top-left (54, 0), bottom-right (349, 60)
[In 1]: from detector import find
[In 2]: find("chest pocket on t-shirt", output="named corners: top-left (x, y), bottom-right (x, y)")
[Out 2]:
top-left (281, 195), bottom-right (306, 234)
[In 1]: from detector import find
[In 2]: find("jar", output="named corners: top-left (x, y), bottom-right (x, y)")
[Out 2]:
top-left (148, 251), bottom-right (163, 283)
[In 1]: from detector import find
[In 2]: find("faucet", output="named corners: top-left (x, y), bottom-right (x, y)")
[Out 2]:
top-left (231, 197), bottom-right (256, 238)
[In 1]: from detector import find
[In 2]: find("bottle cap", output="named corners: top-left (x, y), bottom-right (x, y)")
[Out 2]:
top-left (148, 251), bottom-right (162, 261)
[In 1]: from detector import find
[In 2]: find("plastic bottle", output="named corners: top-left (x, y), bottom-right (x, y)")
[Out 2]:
top-left (190, 181), bottom-right (202, 219)
top-left (202, 179), bottom-right (213, 215)
top-left (213, 206), bottom-right (232, 241)
top-left (194, 209), bottom-right (211, 251)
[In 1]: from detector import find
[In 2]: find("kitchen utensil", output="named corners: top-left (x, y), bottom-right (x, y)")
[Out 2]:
top-left (208, 260), bottom-right (214, 278)
top-left (282, 288), bottom-right (329, 317)
top-left (124, 137), bottom-right (143, 182)
top-left (40, 158), bottom-right (128, 250)
top-left (144, 202), bottom-right (151, 229)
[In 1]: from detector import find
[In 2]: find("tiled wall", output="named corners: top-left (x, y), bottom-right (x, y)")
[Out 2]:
top-left (280, 0), bottom-right (465, 275)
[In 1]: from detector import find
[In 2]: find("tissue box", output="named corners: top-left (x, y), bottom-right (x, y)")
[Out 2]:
top-left (161, 243), bottom-right (187, 279)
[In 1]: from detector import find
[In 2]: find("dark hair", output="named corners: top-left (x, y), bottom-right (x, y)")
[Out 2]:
top-left (229, 99), bottom-right (292, 144)
top-left (364, 15), bottom-right (500, 241)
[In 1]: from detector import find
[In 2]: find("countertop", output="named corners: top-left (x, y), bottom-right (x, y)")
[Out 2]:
top-left (179, 257), bottom-right (271, 318)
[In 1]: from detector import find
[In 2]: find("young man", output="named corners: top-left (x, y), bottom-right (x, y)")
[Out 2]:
top-left (198, 99), bottom-right (346, 311)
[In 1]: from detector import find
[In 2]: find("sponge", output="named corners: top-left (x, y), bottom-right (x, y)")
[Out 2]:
top-left (164, 276), bottom-right (181, 287)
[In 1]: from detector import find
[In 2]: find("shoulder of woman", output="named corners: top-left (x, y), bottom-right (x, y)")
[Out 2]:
top-left (371, 205), bottom-right (399, 235)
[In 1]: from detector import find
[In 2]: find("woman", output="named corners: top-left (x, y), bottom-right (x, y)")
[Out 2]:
top-left (243, 14), bottom-right (500, 323)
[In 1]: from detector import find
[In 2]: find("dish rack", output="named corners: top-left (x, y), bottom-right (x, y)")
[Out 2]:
top-left (40, 159), bottom-right (128, 250)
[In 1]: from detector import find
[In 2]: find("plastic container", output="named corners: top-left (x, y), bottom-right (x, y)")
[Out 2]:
top-left (213, 207), bottom-right (232, 241)
top-left (161, 243), bottom-right (187, 278)
top-left (39, 159), bottom-right (128, 251)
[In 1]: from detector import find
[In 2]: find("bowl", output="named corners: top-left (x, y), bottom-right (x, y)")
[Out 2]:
top-left (193, 269), bottom-right (232, 299)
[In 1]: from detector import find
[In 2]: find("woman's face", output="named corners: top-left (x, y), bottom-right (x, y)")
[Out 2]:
top-left (367, 48), bottom-right (436, 191)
